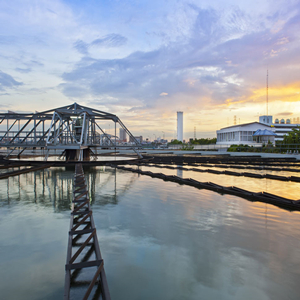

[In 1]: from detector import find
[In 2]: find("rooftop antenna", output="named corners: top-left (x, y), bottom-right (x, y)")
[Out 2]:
top-left (266, 69), bottom-right (268, 116)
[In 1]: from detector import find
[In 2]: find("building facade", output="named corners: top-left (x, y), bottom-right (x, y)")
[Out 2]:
top-left (259, 115), bottom-right (300, 142)
top-left (217, 122), bottom-right (272, 145)
top-left (216, 115), bottom-right (300, 145)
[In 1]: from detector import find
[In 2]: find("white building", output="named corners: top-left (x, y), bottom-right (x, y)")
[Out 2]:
top-left (259, 116), bottom-right (300, 142)
top-left (177, 111), bottom-right (183, 142)
top-left (217, 122), bottom-right (272, 145)
top-left (217, 115), bottom-right (300, 145)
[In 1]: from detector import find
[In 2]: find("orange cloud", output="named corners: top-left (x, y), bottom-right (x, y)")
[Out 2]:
top-left (221, 82), bottom-right (300, 107)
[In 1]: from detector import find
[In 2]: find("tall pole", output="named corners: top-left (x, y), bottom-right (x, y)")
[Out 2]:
top-left (266, 69), bottom-right (268, 116)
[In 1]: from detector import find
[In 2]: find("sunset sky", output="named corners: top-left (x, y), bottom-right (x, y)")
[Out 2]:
top-left (1, 0), bottom-right (300, 140)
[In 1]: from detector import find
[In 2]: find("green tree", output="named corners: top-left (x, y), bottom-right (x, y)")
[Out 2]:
top-left (282, 127), bottom-right (300, 144)
top-left (169, 139), bottom-right (183, 145)
top-left (190, 138), bottom-right (217, 145)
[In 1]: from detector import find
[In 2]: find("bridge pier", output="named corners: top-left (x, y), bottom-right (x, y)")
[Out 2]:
top-left (65, 149), bottom-right (91, 161)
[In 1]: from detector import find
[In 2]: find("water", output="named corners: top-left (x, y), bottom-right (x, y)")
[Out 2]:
top-left (140, 164), bottom-right (300, 200)
top-left (0, 166), bottom-right (300, 299)
top-left (10, 155), bottom-right (136, 162)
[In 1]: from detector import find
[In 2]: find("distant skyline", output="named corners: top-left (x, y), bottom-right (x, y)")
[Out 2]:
top-left (1, 0), bottom-right (300, 140)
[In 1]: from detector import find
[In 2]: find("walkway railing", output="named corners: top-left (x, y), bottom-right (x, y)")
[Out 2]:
top-left (64, 163), bottom-right (110, 300)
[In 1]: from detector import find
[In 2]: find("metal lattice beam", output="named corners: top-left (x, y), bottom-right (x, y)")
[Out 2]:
top-left (0, 102), bottom-right (143, 160)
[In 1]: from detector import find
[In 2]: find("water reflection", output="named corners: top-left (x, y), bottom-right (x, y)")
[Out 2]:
top-left (140, 164), bottom-right (300, 200)
top-left (0, 167), bottom-right (300, 300)
top-left (0, 167), bottom-right (74, 210)
top-left (0, 166), bottom-right (138, 210)
top-left (176, 164), bottom-right (183, 177)
top-left (95, 178), bottom-right (300, 300)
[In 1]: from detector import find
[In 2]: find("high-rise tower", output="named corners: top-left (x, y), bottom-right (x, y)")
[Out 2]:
top-left (177, 111), bottom-right (183, 142)
top-left (119, 128), bottom-right (127, 142)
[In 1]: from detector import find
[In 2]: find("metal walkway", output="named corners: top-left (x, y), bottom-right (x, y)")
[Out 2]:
top-left (64, 163), bottom-right (110, 300)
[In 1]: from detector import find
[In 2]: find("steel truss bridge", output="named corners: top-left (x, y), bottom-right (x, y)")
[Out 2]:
top-left (0, 103), bottom-right (142, 160)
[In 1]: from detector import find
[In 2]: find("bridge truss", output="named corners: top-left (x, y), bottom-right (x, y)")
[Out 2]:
top-left (0, 103), bottom-right (142, 160)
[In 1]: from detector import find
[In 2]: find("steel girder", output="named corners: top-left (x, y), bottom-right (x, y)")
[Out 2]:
top-left (0, 102), bottom-right (142, 160)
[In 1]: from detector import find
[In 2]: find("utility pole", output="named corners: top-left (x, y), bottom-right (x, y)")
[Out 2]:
top-left (266, 69), bottom-right (269, 116)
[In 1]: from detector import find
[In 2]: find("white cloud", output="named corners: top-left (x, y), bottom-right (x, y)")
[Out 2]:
top-left (0, 0), bottom-right (300, 136)
top-left (0, 70), bottom-right (23, 91)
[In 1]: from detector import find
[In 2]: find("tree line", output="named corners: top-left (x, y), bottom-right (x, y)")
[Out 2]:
top-left (169, 138), bottom-right (217, 145)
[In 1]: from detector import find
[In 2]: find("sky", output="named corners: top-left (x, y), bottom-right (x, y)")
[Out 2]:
top-left (0, 0), bottom-right (300, 140)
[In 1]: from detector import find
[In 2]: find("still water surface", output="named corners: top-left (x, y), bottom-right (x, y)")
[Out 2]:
top-left (0, 166), bottom-right (300, 300)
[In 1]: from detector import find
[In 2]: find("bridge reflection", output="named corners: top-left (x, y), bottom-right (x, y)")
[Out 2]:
top-left (0, 166), bottom-right (138, 211)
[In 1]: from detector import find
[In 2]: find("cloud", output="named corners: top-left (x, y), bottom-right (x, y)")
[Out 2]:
top-left (0, 35), bottom-right (17, 45)
top-left (29, 60), bottom-right (44, 67)
top-left (73, 34), bottom-right (128, 55)
top-left (0, 70), bottom-right (23, 91)
top-left (277, 111), bottom-right (293, 116)
top-left (74, 40), bottom-right (89, 55)
top-left (91, 34), bottom-right (127, 48)
top-left (15, 67), bottom-right (32, 73)
top-left (61, 39), bottom-right (249, 110)
top-left (62, 3), bottom-right (300, 109)
top-left (221, 82), bottom-right (300, 108)
top-left (1, 0), bottom-right (299, 136)
top-left (59, 83), bottom-right (88, 98)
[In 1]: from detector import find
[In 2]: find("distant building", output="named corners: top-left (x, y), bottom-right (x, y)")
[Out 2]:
top-left (119, 128), bottom-right (127, 142)
top-left (259, 115), bottom-right (298, 142)
top-left (217, 115), bottom-right (300, 145)
top-left (177, 111), bottom-right (183, 142)
top-left (130, 136), bottom-right (143, 144)
top-left (259, 115), bottom-right (273, 124)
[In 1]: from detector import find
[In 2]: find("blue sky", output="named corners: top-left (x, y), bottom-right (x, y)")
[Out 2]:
top-left (1, 0), bottom-right (300, 140)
